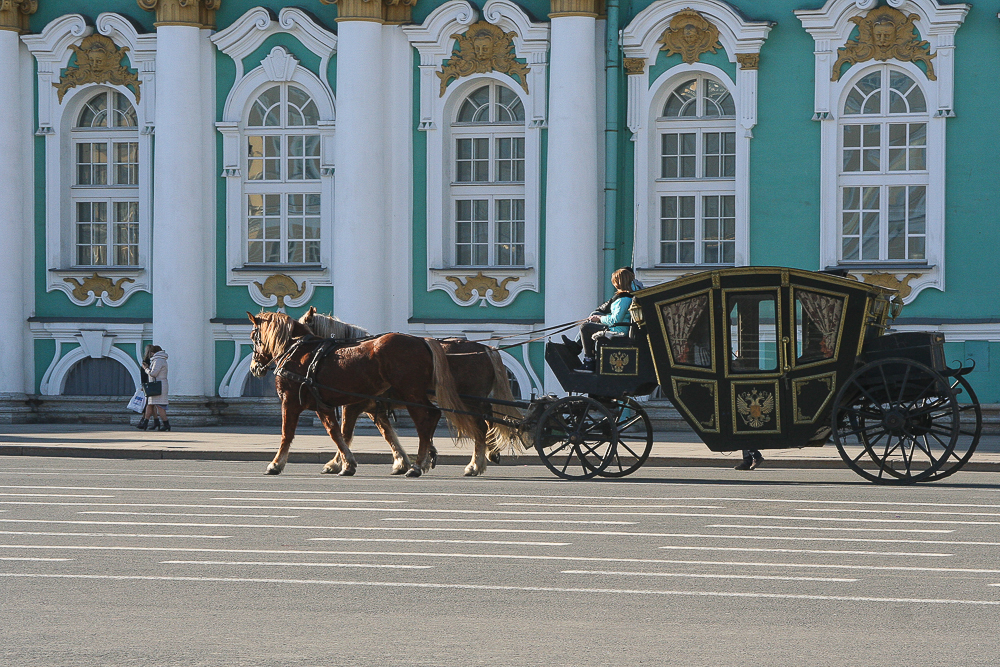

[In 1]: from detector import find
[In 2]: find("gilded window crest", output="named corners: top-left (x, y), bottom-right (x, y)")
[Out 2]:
top-left (437, 21), bottom-right (530, 97)
top-left (656, 8), bottom-right (722, 65)
top-left (832, 6), bottom-right (936, 82)
top-left (55, 35), bottom-right (141, 103)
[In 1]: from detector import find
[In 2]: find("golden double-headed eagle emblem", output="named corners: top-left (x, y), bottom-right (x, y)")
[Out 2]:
top-left (608, 352), bottom-right (630, 373)
top-left (737, 389), bottom-right (774, 428)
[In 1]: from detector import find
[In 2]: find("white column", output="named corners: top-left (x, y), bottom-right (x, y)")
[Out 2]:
top-left (333, 20), bottom-right (390, 333)
top-left (151, 25), bottom-right (210, 396)
top-left (544, 14), bottom-right (599, 391)
top-left (0, 30), bottom-right (28, 399)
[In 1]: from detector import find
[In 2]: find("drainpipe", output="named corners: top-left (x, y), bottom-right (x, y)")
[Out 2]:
top-left (603, 0), bottom-right (621, 300)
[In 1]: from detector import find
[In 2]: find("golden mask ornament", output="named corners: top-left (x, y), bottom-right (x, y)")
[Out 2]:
top-left (55, 35), bottom-right (141, 103)
top-left (832, 5), bottom-right (936, 81)
top-left (438, 21), bottom-right (530, 96)
top-left (63, 274), bottom-right (135, 303)
top-left (445, 272), bottom-right (519, 304)
top-left (253, 274), bottom-right (306, 309)
top-left (0, 0), bottom-right (37, 32)
top-left (657, 8), bottom-right (722, 65)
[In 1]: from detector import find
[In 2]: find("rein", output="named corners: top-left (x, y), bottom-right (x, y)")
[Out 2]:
top-left (267, 333), bottom-right (527, 430)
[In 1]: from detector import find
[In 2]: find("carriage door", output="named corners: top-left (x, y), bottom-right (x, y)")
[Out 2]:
top-left (722, 283), bottom-right (784, 438)
top-left (783, 277), bottom-right (849, 440)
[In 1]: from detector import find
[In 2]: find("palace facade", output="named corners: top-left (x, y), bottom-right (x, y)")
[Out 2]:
top-left (0, 0), bottom-right (997, 422)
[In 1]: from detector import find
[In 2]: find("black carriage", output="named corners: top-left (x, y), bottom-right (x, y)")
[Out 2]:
top-left (531, 266), bottom-right (981, 484)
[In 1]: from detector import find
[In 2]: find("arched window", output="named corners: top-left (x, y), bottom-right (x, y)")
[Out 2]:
top-left (450, 82), bottom-right (526, 267)
top-left (244, 83), bottom-right (322, 265)
top-left (63, 357), bottom-right (134, 396)
top-left (655, 75), bottom-right (737, 266)
top-left (71, 89), bottom-right (140, 267)
top-left (839, 67), bottom-right (928, 262)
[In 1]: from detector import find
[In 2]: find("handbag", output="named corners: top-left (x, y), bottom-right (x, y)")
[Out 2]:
top-left (142, 381), bottom-right (162, 397)
top-left (126, 389), bottom-right (147, 413)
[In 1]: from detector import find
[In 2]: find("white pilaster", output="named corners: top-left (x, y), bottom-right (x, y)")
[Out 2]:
top-left (151, 25), bottom-right (211, 396)
top-left (544, 15), bottom-right (599, 391)
top-left (0, 30), bottom-right (28, 398)
top-left (333, 20), bottom-right (390, 333)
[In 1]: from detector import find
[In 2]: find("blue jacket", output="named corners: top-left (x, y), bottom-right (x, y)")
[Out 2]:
top-left (599, 293), bottom-right (633, 334)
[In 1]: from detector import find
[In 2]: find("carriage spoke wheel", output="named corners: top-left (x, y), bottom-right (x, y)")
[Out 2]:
top-left (832, 358), bottom-right (958, 485)
top-left (919, 374), bottom-right (982, 481)
top-left (534, 396), bottom-right (618, 480)
top-left (596, 398), bottom-right (653, 478)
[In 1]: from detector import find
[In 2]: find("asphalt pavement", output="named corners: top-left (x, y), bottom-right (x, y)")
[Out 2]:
top-left (2, 422), bottom-right (1000, 472)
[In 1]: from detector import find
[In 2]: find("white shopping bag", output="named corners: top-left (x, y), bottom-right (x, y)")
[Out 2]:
top-left (127, 389), bottom-right (147, 413)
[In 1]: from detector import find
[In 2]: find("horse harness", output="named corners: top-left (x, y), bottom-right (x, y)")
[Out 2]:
top-left (268, 334), bottom-right (525, 429)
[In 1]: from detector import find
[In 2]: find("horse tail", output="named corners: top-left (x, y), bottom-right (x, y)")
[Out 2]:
top-left (425, 338), bottom-right (480, 442)
top-left (484, 349), bottom-right (526, 453)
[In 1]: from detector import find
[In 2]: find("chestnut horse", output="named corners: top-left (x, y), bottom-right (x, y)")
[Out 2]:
top-left (247, 311), bottom-right (478, 477)
top-left (299, 307), bottom-right (525, 476)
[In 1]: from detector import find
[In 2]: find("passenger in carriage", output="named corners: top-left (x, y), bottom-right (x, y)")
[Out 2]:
top-left (562, 267), bottom-right (636, 372)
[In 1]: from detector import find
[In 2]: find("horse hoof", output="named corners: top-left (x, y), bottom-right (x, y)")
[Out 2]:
top-left (321, 466), bottom-right (339, 474)
top-left (463, 466), bottom-right (481, 477)
top-left (390, 465), bottom-right (408, 475)
top-left (265, 464), bottom-right (282, 475)
top-left (339, 467), bottom-right (356, 477)
top-left (405, 466), bottom-right (422, 478)
top-left (429, 448), bottom-right (438, 469)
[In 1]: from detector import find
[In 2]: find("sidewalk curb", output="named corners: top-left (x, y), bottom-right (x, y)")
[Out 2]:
top-left (4, 445), bottom-right (1000, 473)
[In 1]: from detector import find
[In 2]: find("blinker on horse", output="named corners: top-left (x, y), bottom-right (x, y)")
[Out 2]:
top-left (247, 310), bottom-right (479, 477)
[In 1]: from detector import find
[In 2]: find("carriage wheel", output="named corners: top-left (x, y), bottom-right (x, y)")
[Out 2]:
top-left (597, 398), bottom-right (654, 478)
top-left (832, 358), bottom-right (958, 484)
top-left (534, 396), bottom-right (618, 480)
top-left (915, 373), bottom-right (982, 481)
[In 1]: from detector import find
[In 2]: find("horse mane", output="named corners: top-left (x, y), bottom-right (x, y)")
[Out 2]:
top-left (256, 311), bottom-right (299, 356)
top-left (300, 311), bottom-right (371, 340)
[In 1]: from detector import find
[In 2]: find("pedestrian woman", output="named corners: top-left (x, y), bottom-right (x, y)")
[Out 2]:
top-left (136, 345), bottom-right (170, 431)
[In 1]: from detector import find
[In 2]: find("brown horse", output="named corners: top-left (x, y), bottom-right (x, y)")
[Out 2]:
top-left (299, 307), bottom-right (525, 476)
top-left (247, 311), bottom-right (478, 477)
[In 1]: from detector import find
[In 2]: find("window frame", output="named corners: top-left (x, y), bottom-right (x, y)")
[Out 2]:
top-left (216, 45), bottom-right (336, 309)
top-left (836, 65), bottom-right (930, 265)
top-left (241, 82), bottom-right (324, 267)
top-left (448, 81), bottom-right (528, 269)
top-left (69, 89), bottom-right (142, 270)
top-left (654, 74), bottom-right (739, 268)
top-left (24, 17), bottom-right (156, 307)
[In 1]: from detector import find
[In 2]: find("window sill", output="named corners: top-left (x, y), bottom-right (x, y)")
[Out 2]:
top-left (51, 267), bottom-right (145, 275)
top-left (232, 264), bottom-right (326, 274)
top-left (827, 263), bottom-right (933, 271)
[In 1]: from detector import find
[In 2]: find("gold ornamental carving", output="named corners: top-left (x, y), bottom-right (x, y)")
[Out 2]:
top-left (623, 57), bottom-right (645, 75)
top-left (438, 21), bottom-right (530, 96)
top-left (657, 8), bottom-right (721, 65)
top-left (55, 35), bottom-right (141, 104)
top-left (736, 53), bottom-right (759, 70)
top-left (858, 271), bottom-right (922, 301)
top-left (832, 5), bottom-right (936, 82)
top-left (0, 0), bottom-right (36, 33)
top-left (445, 272), bottom-right (519, 304)
top-left (549, 0), bottom-right (598, 18)
top-left (136, 0), bottom-right (222, 29)
top-left (253, 274), bottom-right (306, 308)
top-left (320, 0), bottom-right (417, 24)
top-left (63, 273), bottom-right (135, 303)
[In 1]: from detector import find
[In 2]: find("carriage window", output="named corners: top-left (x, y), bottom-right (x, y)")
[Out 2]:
top-left (795, 290), bottom-right (844, 364)
top-left (727, 293), bottom-right (778, 373)
top-left (661, 294), bottom-right (712, 368)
